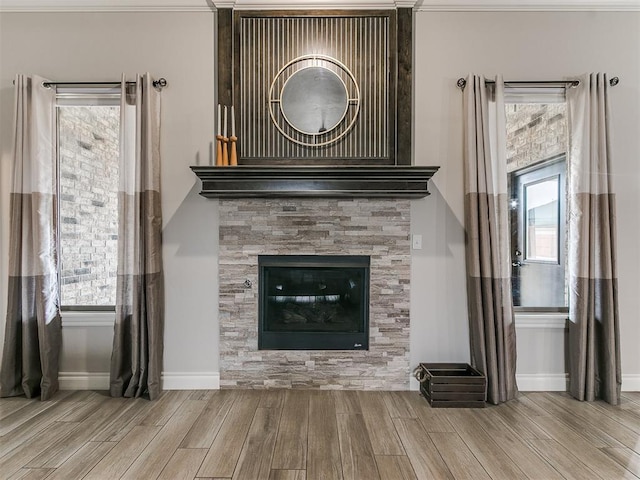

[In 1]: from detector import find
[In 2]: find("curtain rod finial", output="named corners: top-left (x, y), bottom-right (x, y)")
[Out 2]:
top-left (153, 78), bottom-right (167, 90)
top-left (457, 77), bottom-right (466, 89)
top-left (610, 76), bottom-right (619, 87)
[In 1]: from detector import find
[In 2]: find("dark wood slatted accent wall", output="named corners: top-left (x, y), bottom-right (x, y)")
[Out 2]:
top-left (217, 9), bottom-right (413, 166)
top-left (237, 13), bottom-right (391, 163)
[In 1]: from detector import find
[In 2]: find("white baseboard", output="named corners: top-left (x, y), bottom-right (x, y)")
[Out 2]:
top-left (59, 371), bottom-right (221, 391)
top-left (59, 372), bottom-right (110, 390)
top-left (412, 372), bottom-right (569, 393)
top-left (58, 371), bottom-right (636, 393)
top-left (517, 373), bottom-right (568, 391)
top-left (162, 372), bottom-right (220, 390)
top-left (499, 373), bottom-right (638, 392)
top-left (411, 371), bottom-right (569, 392)
top-left (623, 374), bottom-right (640, 392)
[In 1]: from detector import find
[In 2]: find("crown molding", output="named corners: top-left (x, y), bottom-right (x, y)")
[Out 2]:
top-left (1, 0), bottom-right (636, 11)
top-left (0, 0), bottom-right (215, 12)
top-left (415, 0), bottom-right (640, 11)
top-left (0, 0), bottom-right (418, 12)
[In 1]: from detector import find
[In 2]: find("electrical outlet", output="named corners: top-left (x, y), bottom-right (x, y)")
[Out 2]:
top-left (412, 234), bottom-right (422, 250)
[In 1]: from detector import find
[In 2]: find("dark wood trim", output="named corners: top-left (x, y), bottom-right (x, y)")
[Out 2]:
top-left (217, 8), bottom-right (233, 108)
top-left (388, 9), bottom-right (398, 166)
top-left (191, 165), bottom-right (439, 198)
top-left (233, 9), bottom-right (242, 159)
top-left (396, 8), bottom-right (412, 166)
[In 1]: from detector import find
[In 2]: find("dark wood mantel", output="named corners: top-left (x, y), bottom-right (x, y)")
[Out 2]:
top-left (191, 165), bottom-right (439, 199)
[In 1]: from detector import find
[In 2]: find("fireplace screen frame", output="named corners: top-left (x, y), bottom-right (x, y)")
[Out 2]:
top-left (258, 255), bottom-right (370, 351)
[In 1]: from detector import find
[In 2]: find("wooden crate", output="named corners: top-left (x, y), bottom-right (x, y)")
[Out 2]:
top-left (414, 363), bottom-right (486, 408)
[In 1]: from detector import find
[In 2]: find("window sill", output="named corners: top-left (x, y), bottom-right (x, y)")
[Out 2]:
top-left (61, 310), bottom-right (115, 328)
top-left (514, 312), bottom-right (567, 329)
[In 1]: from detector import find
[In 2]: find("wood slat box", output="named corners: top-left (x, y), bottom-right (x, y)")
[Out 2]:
top-left (414, 363), bottom-right (486, 408)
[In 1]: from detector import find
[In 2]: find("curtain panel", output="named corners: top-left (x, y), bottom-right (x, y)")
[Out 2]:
top-left (0, 75), bottom-right (62, 401)
top-left (462, 74), bottom-right (518, 404)
top-left (567, 73), bottom-right (621, 404)
top-left (109, 74), bottom-right (165, 400)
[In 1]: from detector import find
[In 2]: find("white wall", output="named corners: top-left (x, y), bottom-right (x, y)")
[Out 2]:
top-left (0, 10), bottom-right (638, 391)
top-left (0, 12), bottom-right (220, 388)
top-left (410, 11), bottom-right (640, 391)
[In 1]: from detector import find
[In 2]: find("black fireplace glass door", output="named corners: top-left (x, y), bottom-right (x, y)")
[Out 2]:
top-left (259, 255), bottom-right (370, 350)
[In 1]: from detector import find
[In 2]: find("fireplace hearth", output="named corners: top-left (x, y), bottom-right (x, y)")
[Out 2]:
top-left (259, 255), bottom-right (370, 350)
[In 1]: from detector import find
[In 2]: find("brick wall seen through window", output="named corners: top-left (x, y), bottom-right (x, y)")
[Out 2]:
top-left (58, 105), bottom-right (119, 307)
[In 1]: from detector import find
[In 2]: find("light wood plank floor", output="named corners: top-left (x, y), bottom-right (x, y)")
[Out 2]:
top-left (1, 390), bottom-right (639, 479)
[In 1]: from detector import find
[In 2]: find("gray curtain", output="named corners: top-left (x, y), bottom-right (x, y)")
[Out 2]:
top-left (567, 73), bottom-right (621, 404)
top-left (462, 74), bottom-right (518, 404)
top-left (109, 74), bottom-right (164, 400)
top-left (0, 75), bottom-right (62, 401)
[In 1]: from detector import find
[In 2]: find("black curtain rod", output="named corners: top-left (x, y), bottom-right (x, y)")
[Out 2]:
top-left (43, 78), bottom-right (168, 90)
top-left (12, 78), bottom-right (168, 90)
top-left (456, 77), bottom-right (619, 89)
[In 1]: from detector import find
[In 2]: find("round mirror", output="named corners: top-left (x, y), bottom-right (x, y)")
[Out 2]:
top-left (280, 67), bottom-right (348, 135)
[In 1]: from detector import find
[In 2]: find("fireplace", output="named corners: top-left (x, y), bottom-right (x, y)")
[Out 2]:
top-left (204, 4), bottom-right (431, 389)
top-left (258, 255), bottom-right (370, 350)
top-left (218, 198), bottom-right (411, 389)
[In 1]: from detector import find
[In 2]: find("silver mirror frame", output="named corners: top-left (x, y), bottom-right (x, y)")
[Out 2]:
top-left (280, 66), bottom-right (349, 136)
top-left (268, 54), bottom-right (360, 148)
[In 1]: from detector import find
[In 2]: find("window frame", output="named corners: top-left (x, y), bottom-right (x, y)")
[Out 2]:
top-left (55, 87), bottom-right (121, 312)
top-left (505, 88), bottom-right (569, 314)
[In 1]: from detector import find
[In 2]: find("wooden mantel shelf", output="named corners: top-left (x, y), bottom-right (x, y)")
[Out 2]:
top-left (190, 165), bottom-right (439, 199)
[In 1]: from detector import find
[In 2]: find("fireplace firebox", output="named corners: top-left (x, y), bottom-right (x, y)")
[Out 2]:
top-left (258, 255), bottom-right (370, 350)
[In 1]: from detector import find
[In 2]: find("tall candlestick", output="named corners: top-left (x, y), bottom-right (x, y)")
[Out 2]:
top-left (223, 106), bottom-right (228, 138)
top-left (230, 105), bottom-right (237, 166)
top-left (217, 104), bottom-right (221, 136)
top-left (231, 106), bottom-right (235, 138)
top-left (216, 104), bottom-right (223, 166)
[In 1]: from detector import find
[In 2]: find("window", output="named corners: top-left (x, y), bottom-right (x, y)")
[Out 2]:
top-left (57, 88), bottom-right (121, 309)
top-left (506, 93), bottom-right (569, 310)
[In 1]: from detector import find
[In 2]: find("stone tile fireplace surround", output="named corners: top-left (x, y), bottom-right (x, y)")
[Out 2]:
top-left (219, 198), bottom-right (411, 390)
